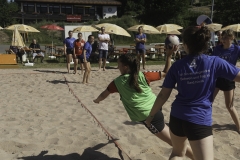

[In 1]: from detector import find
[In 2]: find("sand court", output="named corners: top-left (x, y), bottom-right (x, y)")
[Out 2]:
top-left (0, 65), bottom-right (239, 160)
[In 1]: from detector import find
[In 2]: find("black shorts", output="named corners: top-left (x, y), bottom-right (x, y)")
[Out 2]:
top-left (66, 48), bottom-right (74, 55)
top-left (141, 110), bottom-right (165, 134)
top-left (216, 77), bottom-right (235, 91)
top-left (169, 115), bottom-right (212, 141)
top-left (136, 49), bottom-right (145, 55)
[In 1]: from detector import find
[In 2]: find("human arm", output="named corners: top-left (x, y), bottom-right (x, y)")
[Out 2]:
top-left (161, 45), bottom-right (179, 78)
top-left (93, 89), bottom-right (111, 103)
top-left (233, 72), bottom-right (240, 82)
top-left (145, 87), bottom-right (173, 126)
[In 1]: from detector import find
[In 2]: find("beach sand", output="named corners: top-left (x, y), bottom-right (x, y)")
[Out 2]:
top-left (0, 64), bottom-right (239, 160)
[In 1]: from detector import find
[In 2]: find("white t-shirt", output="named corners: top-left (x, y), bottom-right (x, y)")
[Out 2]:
top-left (98, 33), bottom-right (110, 50)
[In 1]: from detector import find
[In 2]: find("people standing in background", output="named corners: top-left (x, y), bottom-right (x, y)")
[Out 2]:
top-left (63, 30), bottom-right (76, 73)
top-left (29, 39), bottom-right (44, 63)
top-left (212, 29), bottom-right (240, 133)
top-left (73, 32), bottom-right (85, 75)
top-left (135, 26), bottom-right (147, 70)
top-left (98, 27), bottom-right (110, 71)
top-left (81, 35), bottom-right (94, 84)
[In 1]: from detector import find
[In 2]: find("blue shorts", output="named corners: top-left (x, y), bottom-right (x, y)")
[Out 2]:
top-left (80, 57), bottom-right (90, 63)
top-left (136, 49), bottom-right (145, 54)
top-left (99, 49), bottom-right (108, 59)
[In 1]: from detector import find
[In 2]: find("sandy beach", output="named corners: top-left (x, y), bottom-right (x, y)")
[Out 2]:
top-left (0, 64), bottom-right (239, 160)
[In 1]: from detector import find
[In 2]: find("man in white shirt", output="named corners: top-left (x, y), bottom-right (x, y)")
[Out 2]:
top-left (98, 27), bottom-right (110, 71)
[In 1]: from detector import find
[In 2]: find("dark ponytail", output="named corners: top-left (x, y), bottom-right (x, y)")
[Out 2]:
top-left (118, 54), bottom-right (142, 93)
top-left (182, 26), bottom-right (211, 55)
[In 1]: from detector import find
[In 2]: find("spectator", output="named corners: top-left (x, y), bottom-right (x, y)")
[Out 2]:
top-left (29, 39), bottom-right (44, 63)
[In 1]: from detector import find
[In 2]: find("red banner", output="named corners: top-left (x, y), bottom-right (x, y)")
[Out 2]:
top-left (66, 15), bottom-right (81, 22)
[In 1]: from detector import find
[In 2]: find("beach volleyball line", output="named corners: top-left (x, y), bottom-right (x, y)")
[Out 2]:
top-left (63, 75), bottom-right (132, 160)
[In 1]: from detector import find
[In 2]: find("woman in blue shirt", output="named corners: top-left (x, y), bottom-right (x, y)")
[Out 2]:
top-left (212, 29), bottom-right (240, 133)
top-left (146, 26), bottom-right (240, 160)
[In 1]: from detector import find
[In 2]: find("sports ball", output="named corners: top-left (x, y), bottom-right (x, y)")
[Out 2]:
top-left (164, 35), bottom-right (180, 49)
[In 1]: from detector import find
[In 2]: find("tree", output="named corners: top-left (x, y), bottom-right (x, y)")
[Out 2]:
top-left (0, 0), bottom-right (18, 27)
top-left (214, 0), bottom-right (240, 26)
top-left (141, 0), bottom-right (190, 26)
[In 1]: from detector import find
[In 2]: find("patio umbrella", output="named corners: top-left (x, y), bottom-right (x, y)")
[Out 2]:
top-left (73, 26), bottom-right (99, 40)
top-left (12, 27), bottom-right (25, 47)
top-left (40, 24), bottom-right (64, 56)
top-left (5, 24), bottom-right (40, 32)
top-left (73, 26), bottom-right (99, 32)
top-left (166, 30), bottom-right (181, 35)
top-left (156, 24), bottom-right (183, 34)
top-left (127, 24), bottom-right (160, 34)
top-left (206, 23), bottom-right (222, 32)
top-left (220, 24), bottom-right (240, 32)
top-left (94, 23), bottom-right (131, 37)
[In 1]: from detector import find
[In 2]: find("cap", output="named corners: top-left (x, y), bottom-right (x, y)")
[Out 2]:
top-left (196, 15), bottom-right (212, 25)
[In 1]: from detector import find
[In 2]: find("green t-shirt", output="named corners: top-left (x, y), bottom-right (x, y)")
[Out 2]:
top-left (114, 72), bottom-right (156, 121)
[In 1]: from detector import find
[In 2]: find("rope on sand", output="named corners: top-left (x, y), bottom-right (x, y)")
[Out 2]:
top-left (63, 75), bottom-right (132, 160)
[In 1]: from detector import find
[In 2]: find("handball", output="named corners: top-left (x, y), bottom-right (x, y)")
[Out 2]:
top-left (164, 35), bottom-right (180, 49)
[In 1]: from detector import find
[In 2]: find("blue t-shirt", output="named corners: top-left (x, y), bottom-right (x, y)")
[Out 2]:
top-left (63, 37), bottom-right (76, 49)
top-left (163, 54), bottom-right (239, 126)
top-left (81, 41), bottom-right (92, 59)
top-left (135, 33), bottom-right (146, 50)
top-left (212, 44), bottom-right (240, 65)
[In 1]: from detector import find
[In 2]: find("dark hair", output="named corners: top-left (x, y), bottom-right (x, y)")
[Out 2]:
top-left (88, 35), bottom-right (94, 40)
top-left (78, 32), bottom-right (82, 36)
top-left (68, 30), bottom-right (73, 34)
top-left (182, 26), bottom-right (211, 55)
top-left (138, 26), bottom-right (143, 31)
top-left (118, 54), bottom-right (142, 93)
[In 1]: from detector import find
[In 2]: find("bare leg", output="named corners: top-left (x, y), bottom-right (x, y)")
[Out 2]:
top-left (213, 88), bottom-right (220, 100)
top-left (74, 58), bottom-right (78, 74)
top-left (189, 136), bottom-right (213, 160)
top-left (155, 125), bottom-right (194, 160)
top-left (86, 62), bottom-right (91, 83)
top-left (142, 53), bottom-right (146, 70)
top-left (169, 130), bottom-right (189, 160)
top-left (102, 58), bottom-right (106, 71)
top-left (99, 58), bottom-right (102, 70)
top-left (82, 62), bottom-right (90, 84)
top-left (66, 54), bottom-right (71, 73)
top-left (80, 63), bottom-right (84, 75)
top-left (224, 89), bottom-right (240, 133)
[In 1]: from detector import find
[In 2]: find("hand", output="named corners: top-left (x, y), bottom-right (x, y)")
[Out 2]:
top-left (93, 99), bottom-right (99, 103)
top-left (166, 45), bottom-right (179, 57)
top-left (145, 116), bottom-right (154, 127)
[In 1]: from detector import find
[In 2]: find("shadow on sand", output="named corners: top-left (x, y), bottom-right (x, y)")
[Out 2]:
top-left (212, 123), bottom-right (238, 132)
top-left (17, 142), bottom-right (123, 160)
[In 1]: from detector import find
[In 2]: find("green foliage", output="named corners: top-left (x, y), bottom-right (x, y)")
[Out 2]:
top-left (214, 0), bottom-right (240, 26)
top-left (0, 0), bottom-right (18, 27)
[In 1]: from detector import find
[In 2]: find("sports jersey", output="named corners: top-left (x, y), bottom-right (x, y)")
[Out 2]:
top-left (63, 37), bottom-right (76, 49)
top-left (107, 71), bottom-right (161, 121)
top-left (212, 44), bottom-right (240, 65)
top-left (80, 41), bottom-right (92, 59)
top-left (74, 39), bottom-right (85, 55)
top-left (135, 33), bottom-right (146, 50)
top-left (163, 54), bottom-right (239, 126)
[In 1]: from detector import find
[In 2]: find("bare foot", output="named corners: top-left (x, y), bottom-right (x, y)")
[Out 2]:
top-left (98, 68), bottom-right (102, 71)
top-left (103, 68), bottom-right (106, 71)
